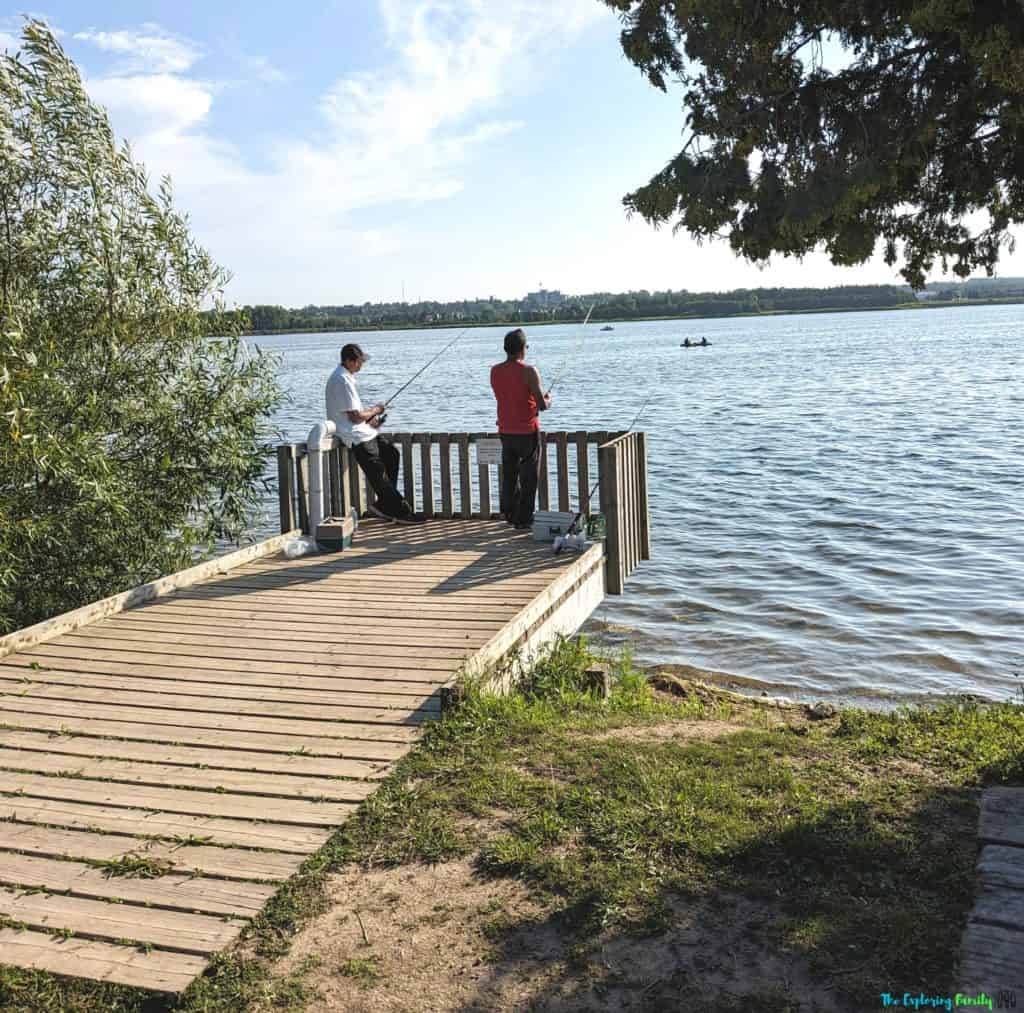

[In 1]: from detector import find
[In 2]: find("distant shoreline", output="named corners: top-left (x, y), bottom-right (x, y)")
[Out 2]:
top-left (243, 295), bottom-right (1024, 337)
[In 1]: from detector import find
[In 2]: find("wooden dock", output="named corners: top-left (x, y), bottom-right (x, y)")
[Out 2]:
top-left (0, 429), bottom-right (648, 993)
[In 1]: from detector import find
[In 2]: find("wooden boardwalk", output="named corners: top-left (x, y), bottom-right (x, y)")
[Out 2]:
top-left (0, 518), bottom-right (605, 993)
top-left (959, 787), bottom-right (1024, 993)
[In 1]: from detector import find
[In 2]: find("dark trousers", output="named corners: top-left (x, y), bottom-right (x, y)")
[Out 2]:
top-left (499, 432), bottom-right (540, 526)
top-left (352, 436), bottom-right (407, 516)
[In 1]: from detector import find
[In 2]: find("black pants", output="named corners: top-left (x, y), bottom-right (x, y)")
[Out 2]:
top-left (352, 436), bottom-right (408, 517)
top-left (499, 432), bottom-right (540, 526)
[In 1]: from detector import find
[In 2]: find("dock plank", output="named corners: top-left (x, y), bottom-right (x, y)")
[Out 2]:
top-left (25, 642), bottom-right (458, 678)
top-left (107, 610), bottom-right (493, 646)
top-left (0, 797), bottom-right (329, 852)
top-left (0, 928), bottom-right (209, 993)
top-left (0, 729), bottom-right (390, 780)
top-left (0, 822), bottom-right (299, 882)
top-left (0, 888), bottom-right (241, 954)
top-left (0, 853), bottom-right (275, 917)
top-left (977, 844), bottom-right (1024, 893)
top-left (67, 626), bottom-right (471, 660)
top-left (2, 680), bottom-right (435, 725)
top-left (979, 787), bottom-right (1024, 848)
top-left (0, 652), bottom-right (448, 691)
top-left (0, 696), bottom-right (423, 742)
top-left (0, 668), bottom-right (438, 711)
top-left (0, 770), bottom-right (355, 826)
top-left (0, 748), bottom-right (375, 802)
top-left (0, 709), bottom-right (411, 760)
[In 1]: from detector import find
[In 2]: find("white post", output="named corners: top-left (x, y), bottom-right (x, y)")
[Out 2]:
top-left (306, 420), bottom-right (337, 536)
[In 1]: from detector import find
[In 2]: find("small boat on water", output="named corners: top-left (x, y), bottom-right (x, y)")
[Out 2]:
top-left (600, 325), bottom-right (614, 331)
top-left (681, 338), bottom-right (712, 347)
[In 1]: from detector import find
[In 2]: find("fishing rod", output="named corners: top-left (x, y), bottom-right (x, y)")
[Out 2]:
top-left (544, 303), bottom-right (595, 399)
top-left (374, 329), bottom-right (466, 424)
top-left (554, 393), bottom-right (654, 551)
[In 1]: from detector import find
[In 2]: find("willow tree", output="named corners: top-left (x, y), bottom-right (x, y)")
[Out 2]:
top-left (601, 1), bottom-right (1024, 286)
top-left (0, 22), bottom-right (282, 632)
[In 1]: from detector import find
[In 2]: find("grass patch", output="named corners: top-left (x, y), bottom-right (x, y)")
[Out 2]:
top-left (89, 855), bottom-right (176, 880)
top-left (336, 955), bottom-right (384, 988)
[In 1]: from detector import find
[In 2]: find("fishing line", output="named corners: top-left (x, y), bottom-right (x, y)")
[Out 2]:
top-left (375, 329), bottom-right (467, 424)
top-left (544, 303), bottom-right (595, 399)
top-left (555, 392), bottom-right (655, 549)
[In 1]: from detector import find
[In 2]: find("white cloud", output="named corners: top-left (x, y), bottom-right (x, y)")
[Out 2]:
top-left (243, 55), bottom-right (288, 84)
top-left (0, 31), bottom-right (18, 51)
top-left (87, 74), bottom-right (212, 136)
top-left (75, 24), bottom-right (201, 74)
top-left (76, 2), bottom-right (608, 303)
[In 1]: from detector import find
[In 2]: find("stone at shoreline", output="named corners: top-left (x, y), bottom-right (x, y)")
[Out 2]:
top-left (806, 701), bottom-right (838, 721)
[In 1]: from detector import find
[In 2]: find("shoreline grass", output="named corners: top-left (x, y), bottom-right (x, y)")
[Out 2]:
top-left (1, 639), bottom-right (1021, 1011)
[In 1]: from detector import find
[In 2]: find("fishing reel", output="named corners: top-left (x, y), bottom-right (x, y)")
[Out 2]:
top-left (552, 531), bottom-right (588, 555)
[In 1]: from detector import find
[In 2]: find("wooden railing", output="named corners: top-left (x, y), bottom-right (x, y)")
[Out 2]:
top-left (276, 429), bottom-right (650, 593)
top-left (597, 431), bottom-right (651, 594)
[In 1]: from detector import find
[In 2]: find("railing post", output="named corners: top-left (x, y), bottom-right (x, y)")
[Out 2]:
top-left (598, 438), bottom-right (623, 594)
top-left (636, 432), bottom-right (651, 560)
top-left (475, 432), bottom-right (491, 519)
top-left (399, 435), bottom-right (416, 510)
top-left (295, 448), bottom-right (310, 534)
top-left (624, 434), bottom-right (637, 574)
top-left (555, 432), bottom-right (570, 512)
top-left (574, 430), bottom-right (589, 516)
top-left (276, 444), bottom-right (296, 533)
top-left (420, 437), bottom-right (435, 517)
top-left (340, 445), bottom-right (353, 516)
top-left (457, 434), bottom-right (472, 518)
top-left (328, 444), bottom-right (342, 517)
top-left (537, 432), bottom-right (549, 511)
top-left (438, 434), bottom-right (453, 518)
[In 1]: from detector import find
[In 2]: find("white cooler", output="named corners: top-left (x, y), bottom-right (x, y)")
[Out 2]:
top-left (531, 510), bottom-right (578, 542)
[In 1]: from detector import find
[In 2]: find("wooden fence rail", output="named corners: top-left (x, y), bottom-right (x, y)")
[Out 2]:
top-left (277, 430), bottom-right (649, 594)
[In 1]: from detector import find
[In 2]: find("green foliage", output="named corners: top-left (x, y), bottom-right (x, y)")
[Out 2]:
top-left (602, 1), bottom-right (1024, 286)
top-left (0, 22), bottom-right (282, 633)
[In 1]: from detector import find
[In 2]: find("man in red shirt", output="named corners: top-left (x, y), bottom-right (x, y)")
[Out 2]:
top-left (489, 328), bottom-right (551, 529)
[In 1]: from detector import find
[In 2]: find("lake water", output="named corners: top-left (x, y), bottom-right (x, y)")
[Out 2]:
top-left (251, 303), bottom-right (1024, 707)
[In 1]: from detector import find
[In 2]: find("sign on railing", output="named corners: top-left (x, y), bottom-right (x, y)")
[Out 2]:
top-left (276, 430), bottom-right (649, 594)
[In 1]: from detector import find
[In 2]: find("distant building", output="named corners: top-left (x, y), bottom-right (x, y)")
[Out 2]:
top-left (525, 288), bottom-right (565, 307)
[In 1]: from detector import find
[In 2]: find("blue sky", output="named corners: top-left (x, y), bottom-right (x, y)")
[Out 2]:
top-left (4, 2), bottom-right (1020, 306)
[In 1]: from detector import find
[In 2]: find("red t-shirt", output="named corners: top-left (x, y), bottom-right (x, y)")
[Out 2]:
top-left (490, 360), bottom-right (540, 434)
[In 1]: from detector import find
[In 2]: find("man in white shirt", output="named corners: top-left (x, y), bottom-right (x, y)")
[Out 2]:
top-left (325, 343), bottom-right (421, 523)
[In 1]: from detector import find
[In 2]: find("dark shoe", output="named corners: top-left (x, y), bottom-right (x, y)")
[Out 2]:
top-left (513, 521), bottom-right (532, 531)
top-left (367, 503), bottom-right (396, 523)
top-left (395, 512), bottom-right (426, 525)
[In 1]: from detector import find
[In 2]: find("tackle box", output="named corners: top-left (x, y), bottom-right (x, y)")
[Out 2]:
top-left (315, 514), bottom-right (356, 552)
top-left (531, 510), bottom-right (578, 542)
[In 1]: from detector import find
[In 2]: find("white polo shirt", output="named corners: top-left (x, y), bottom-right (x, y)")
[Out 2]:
top-left (326, 365), bottom-right (377, 447)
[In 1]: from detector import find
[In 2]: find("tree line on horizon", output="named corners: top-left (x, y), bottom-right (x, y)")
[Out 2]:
top-left (229, 276), bottom-right (1024, 334)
